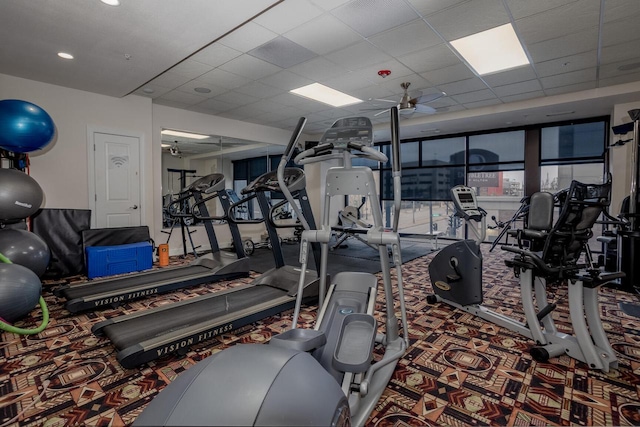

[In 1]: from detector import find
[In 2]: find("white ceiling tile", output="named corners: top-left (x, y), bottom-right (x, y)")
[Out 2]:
top-left (603, 0), bottom-right (640, 23)
top-left (349, 84), bottom-right (398, 101)
top-left (213, 90), bottom-right (261, 106)
top-left (368, 19), bottom-right (442, 57)
top-left (233, 81), bottom-right (285, 98)
top-left (154, 99), bottom-right (191, 109)
top-left (534, 51), bottom-right (598, 77)
top-left (218, 54), bottom-right (282, 80)
top-left (601, 17), bottom-right (640, 47)
top-left (198, 69), bottom-right (253, 90)
top-left (499, 90), bottom-right (545, 103)
top-left (332, 0), bottom-right (419, 38)
top-left (543, 81), bottom-right (597, 95)
top-left (600, 41), bottom-right (640, 65)
top-left (254, 0), bottom-right (324, 34)
top-left (284, 14), bottom-right (363, 55)
top-left (515, 0), bottom-right (600, 45)
top-left (427, 0), bottom-right (510, 41)
top-left (481, 66), bottom-right (538, 87)
top-left (378, 75), bottom-right (434, 96)
top-left (505, 0), bottom-right (580, 20)
top-left (351, 60), bottom-right (415, 84)
top-left (599, 61), bottom-right (640, 79)
top-left (157, 90), bottom-right (208, 106)
top-left (260, 70), bottom-right (315, 91)
top-left (219, 22), bottom-right (278, 53)
top-left (438, 77), bottom-right (489, 96)
top-left (422, 63), bottom-right (476, 86)
top-left (324, 41), bottom-right (393, 71)
top-left (527, 29), bottom-right (598, 62)
top-left (397, 44), bottom-right (462, 73)
top-left (175, 79), bottom-right (228, 97)
top-left (149, 72), bottom-right (192, 88)
top-left (308, 0), bottom-right (352, 11)
top-left (189, 44), bottom-right (242, 67)
top-left (462, 98), bottom-right (503, 109)
top-left (540, 68), bottom-right (596, 89)
top-left (288, 57), bottom-right (349, 81)
top-left (493, 80), bottom-right (542, 97)
top-left (169, 60), bottom-right (214, 79)
top-left (132, 84), bottom-right (173, 99)
top-left (322, 72), bottom-right (377, 93)
top-left (450, 89), bottom-right (497, 104)
top-left (194, 98), bottom-right (241, 113)
top-left (599, 70), bottom-right (640, 87)
top-left (407, 0), bottom-right (472, 17)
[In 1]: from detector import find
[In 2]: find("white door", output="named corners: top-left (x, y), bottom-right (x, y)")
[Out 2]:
top-left (93, 132), bottom-right (141, 227)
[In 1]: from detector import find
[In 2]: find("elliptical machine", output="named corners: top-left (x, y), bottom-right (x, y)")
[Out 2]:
top-left (428, 184), bottom-right (624, 372)
top-left (134, 109), bottom-right (407, 427)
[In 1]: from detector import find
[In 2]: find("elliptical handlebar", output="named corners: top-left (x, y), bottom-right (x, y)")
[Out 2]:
top-left (278, 117), bottom-right (310, 231)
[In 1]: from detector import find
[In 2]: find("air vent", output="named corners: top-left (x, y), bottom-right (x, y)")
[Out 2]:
top-left (248, 36), bottom-right (317, 68)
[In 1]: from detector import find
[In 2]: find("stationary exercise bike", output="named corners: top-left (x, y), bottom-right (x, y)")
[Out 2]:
top-left (134, 109), bottom-right (407, 427)
top-left (428, 183), bottom-right (624, 372)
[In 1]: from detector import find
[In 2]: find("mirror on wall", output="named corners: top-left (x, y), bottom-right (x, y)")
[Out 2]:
top-left (160, 128), bottom-right (281, 229)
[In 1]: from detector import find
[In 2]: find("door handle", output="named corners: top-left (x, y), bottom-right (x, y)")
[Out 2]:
top-left (131, 205), bottom-right (139, 210)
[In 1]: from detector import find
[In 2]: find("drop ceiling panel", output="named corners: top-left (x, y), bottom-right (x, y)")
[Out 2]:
top-left (218, 54), bottom-right (282, 80)
top-left (500, 90), bottom-right (546, 103)
top-left (600, 41), bottom-right (640, 65)
top-left (157, 90), bottom-right (208, 106)
top-left (451, 89), bottom-right (497, 104)
top-left (192, 98), bottom-right (241, 114)
top-left (368, 19), bottom-right (442, 57)
top-left (514, 0), bottom-right (600, 45)
top-left (354, 60), bottom-right (416, 83)
top-left (284, 15), bottom-right (363, 56)
top-left (254, 0), bottom-right (324, 34)
top-left (438, 77), bottom-right (490, 96)
top-left (397, 44), bottom-right (462, 73)
top-left (322, 72), bottom-right (377, 93)
top-left (540, 68), bottom-right (597, 89)
top-left (527, 29), bottom-right (599, 62)
top-left (462, 98), bottom-right (503, 109)
top-left (406, 0), bottom-right (471, 17)
top-left (332, 0), bottom-right (419, 38)
top-left (189, 44), bottom-right (242, 68)
top-left (493, 80), bottom-right (543, 97)
top-left (175, 80), bottom-right (228, 98)
top-left (260, 70), bottom-right (315, 91)
top-left (288, 57), bottom-right (349, 81)
top-left (481, 66), bottom-right (538, 87)
top-left (428, 0), bottom-right (510, 41)
top-left (197, 69), bottom-right (253, 90)
top-left (506, 0), bottom-right (580, 20)
top-left (544, 81), bottom-right (597, 96)
top-left (603, 0), bottom-right (640, 22)
top-left (423, 63), bottom-right (476, 86)
top-left (601, 17), bottom-right (640, 47)
top-left (325, 41), bottom-right (393, 71)
top-left (233, 81), bottom-right (285, 99)
top-left (218, 22), bottom-right (279, 53)
top-left (248, 36), bottom-right (317, 68)
top-left (148, 72), bottom-right (193, 89)
top-left (534, 51), bottom-right (598, 78)
top-left (214, 91), bottom-right (261, 106)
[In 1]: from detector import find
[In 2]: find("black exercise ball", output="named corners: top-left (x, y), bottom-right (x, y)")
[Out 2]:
top-left (0, 229), bottom-right (50, 277)
top-left (0, 168), bottom-right (44, 221)
top-left (0, 263), bottom-right (42, 323)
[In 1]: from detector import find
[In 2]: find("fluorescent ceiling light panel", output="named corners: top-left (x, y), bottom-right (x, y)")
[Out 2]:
top-left (450, 24), bottom-right (529, 75)
top-left (161, 130), bottom-right (210, 139)
top-left (290, 83), bottom-right (362, 107)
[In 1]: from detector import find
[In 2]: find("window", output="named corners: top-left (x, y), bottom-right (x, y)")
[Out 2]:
top-left (468, 130), bottom-right (525, 171)
top-left (541, 122), bottom-right (606, 164)
top-left (421, 137), bottom-right (466, 166)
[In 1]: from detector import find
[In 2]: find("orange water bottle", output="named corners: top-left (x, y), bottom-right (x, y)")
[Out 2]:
top-left (158, 243), bottom-right (169, 267)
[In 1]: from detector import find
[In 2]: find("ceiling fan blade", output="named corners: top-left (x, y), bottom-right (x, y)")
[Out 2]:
top-left (374, 108), bottom-right (391, 117)
top-left (371, 98), bottom-right (398, 103)
top-left (412, 91), bottom-right (446, 104)
top-left (414, 104), bottom-right (436, 114)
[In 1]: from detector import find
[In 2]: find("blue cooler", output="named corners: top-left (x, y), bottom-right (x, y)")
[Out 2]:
top-left (86, 241), bottom-right (153, 279)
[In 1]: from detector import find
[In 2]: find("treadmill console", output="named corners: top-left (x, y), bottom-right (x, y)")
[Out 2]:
top-left (187, 173), bottom-right (225, 194)
top-left (450, 186), bottom-right (484, 222)
top-left (243, 168), bottom-right (305, 194)
top-left (319, 117), bottom-right (373, 148)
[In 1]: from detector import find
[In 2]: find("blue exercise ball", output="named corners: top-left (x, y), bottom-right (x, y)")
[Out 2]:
top-left (0, 168), bottom-right (44, 221)
top-left (0, 229), bottom-right (50, 277)
top-left (0, 263), bottom-right (42, 323)
top-left (0, 99), bottom-right (55, 153)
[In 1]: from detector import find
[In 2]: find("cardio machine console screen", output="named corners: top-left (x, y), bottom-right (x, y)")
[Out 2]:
top-left (451, 186), bottom-right (482, 219)
top-left (319, 117), bottom-right (373, 147)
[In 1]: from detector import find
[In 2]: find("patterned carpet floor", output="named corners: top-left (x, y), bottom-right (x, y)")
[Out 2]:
top-left (1, 246), bottom-right (640, 426)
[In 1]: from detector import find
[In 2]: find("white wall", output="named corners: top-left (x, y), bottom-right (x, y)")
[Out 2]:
top-left (0, 73), bottom-right (154, 227)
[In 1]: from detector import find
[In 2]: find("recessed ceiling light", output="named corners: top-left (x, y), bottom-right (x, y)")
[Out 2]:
top-left (100, 0), bottom-right (120, 6)
top-left (451, 24), bottom-right (529, 75)
top-left (57, 52), bottom-right (74, 60)
top-left (290, 83), bottom-right (362, 107)
top-left (161, 129), bottom-right (210, 140)
top-left (194, 87), bottom-right (211, 94)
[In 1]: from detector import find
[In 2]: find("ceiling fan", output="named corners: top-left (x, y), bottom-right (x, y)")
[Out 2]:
top-left (363, 82), bottom-right (446, 117)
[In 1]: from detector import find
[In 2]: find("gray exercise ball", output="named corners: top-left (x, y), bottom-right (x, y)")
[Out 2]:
top-left (0, 263), bottom-right (42, 323)
top-left (0, 168), bottom-right (44, 221)
top-left (0, 229), bottom-right (50, 277)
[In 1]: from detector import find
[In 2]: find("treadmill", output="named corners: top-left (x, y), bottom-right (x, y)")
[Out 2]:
top-left (92, 165), bottom-right (322, 368)
top-left (54, 174), bottom-right (250, 313)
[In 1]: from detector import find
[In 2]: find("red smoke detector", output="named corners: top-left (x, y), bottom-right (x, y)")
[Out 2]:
top-left (377, 69), bottom-right (391, 78)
